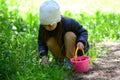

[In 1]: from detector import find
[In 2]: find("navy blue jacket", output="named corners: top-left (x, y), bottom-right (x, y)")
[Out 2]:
top-left (38, 17), bottom-right (89, 56)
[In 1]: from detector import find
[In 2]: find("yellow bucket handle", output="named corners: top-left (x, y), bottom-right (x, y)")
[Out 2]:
top-left (74, 47), bottom-right (85, 63)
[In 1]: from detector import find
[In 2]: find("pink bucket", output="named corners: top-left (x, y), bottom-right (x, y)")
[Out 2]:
top-left (70, 56), bottom-right (90, 73)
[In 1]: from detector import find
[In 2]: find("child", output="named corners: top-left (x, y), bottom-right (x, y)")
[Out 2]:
top-left (38, 0), bottom-right (89, 66)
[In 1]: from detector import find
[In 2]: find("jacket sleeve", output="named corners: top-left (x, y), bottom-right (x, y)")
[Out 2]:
top-left (65, 18), bottom-right (88, 47)
top-left (38, 26), bottom-right (48, 57)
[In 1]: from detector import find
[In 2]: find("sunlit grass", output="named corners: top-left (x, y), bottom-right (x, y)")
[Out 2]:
top-left (6, 0), bottom-right (120, 17)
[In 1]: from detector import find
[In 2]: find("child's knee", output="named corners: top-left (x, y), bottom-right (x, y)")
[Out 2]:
top-left (64, 32), bottom-right (76, 41)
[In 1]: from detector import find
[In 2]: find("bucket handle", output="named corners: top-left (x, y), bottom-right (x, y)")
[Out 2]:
top-left (74, 47), bottom-right (85, 63)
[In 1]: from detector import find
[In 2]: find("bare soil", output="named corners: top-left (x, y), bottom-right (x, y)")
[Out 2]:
top-left (69, 42), bottom-right (120, 80)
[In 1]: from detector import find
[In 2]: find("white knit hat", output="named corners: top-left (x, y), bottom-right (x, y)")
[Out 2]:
top-left (40, 0), bottom-right (61, 25)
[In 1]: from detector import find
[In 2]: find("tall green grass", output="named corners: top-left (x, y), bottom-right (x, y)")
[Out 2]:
top-left (64, 10), bottom-right (120, 42)
top-left (0, 0), bottom-right (120, 80)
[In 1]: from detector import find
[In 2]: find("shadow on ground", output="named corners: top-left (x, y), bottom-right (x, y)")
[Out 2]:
top-left (68, 42), bottom-right (120, 80)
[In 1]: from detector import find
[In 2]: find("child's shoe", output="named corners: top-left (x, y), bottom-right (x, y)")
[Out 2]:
top-left (64, 59), bottom-right (72, 69)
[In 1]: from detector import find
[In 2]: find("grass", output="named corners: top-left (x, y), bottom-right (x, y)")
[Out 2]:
top-left (0, 0), bottom-right (120, 80)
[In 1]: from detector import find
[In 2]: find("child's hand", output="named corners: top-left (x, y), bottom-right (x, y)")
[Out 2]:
top-left (41, 56), bottom-right (49, 66)
top-left (77, 42), bottom-right (84, 50)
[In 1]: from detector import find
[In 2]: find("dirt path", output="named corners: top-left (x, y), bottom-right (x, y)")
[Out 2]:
top-left (69, 42), bottom-right (120, 80)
